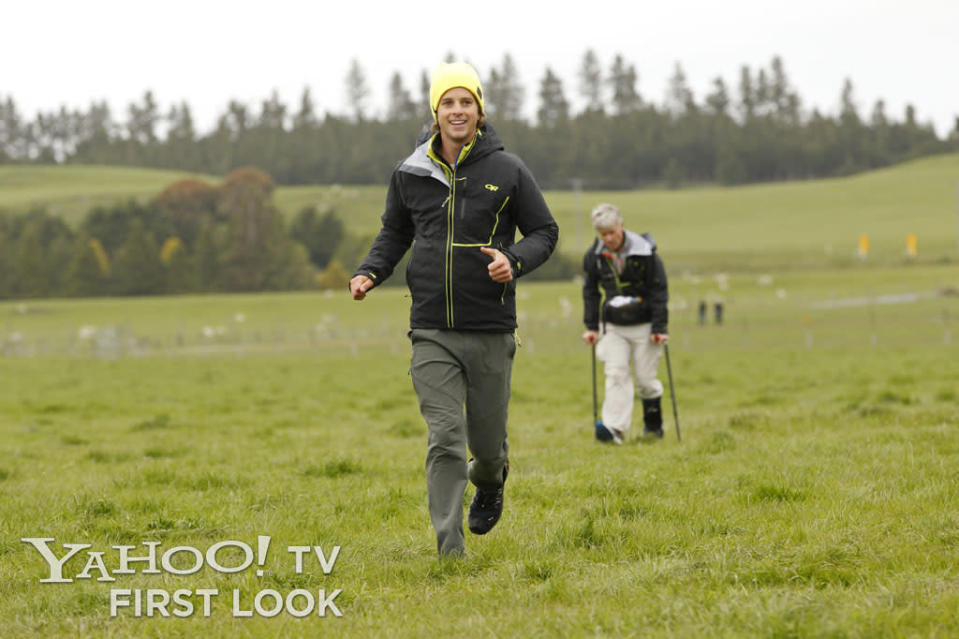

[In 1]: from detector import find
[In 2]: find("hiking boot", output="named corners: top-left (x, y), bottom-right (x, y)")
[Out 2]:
top-left (468, 462), bottom-right (508, 535)
top-left (595, 421), bottom-right (623, 444)
top-left (642, 397), bottom-right (663, 439)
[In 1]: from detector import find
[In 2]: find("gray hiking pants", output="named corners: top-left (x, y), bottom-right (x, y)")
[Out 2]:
top-left (409, 328), bottom-right (515, 556)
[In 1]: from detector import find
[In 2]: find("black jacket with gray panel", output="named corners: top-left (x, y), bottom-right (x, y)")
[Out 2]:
top-left (582, 230), bottom-right (669, 334)
top-left (354, 125), bottom-right (558, 332)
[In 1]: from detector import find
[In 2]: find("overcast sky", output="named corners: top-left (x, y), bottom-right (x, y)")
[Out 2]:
top-left (3, 0), bottom-right (957, 137)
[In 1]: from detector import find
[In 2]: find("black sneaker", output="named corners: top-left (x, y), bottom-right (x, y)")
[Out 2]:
top-left (468, 462), bottom-right (508, 535)
top-left (642, 426), bottom-right (664, 439)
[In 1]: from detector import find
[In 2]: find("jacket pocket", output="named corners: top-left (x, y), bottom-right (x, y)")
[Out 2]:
top-left (452, 189), bottom-right (509, 246)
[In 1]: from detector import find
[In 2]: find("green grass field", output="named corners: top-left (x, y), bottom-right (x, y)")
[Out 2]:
top-left (2, 259), bottom-right (958, 637)
top-left (2, 156), bottom-right (959, 636)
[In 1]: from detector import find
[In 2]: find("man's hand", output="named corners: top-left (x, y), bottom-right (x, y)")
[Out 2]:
top-left (582, 330), bottom-right (599, 344)
top-left (651, 333), bottom-right (669, 344)
top-left (479, 247), bottom-right (513, 283)
top-left (350, 275), bottom-right (374, 300)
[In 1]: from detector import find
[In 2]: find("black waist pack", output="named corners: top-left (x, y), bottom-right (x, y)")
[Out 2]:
top-left (603, 296), bottom-right (646, 326)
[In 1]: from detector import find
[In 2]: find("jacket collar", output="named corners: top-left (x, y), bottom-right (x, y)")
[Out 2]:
top-left (593, 230), bottom-right (655, 257)
top-left (398, 124), bottom-right (503, 187)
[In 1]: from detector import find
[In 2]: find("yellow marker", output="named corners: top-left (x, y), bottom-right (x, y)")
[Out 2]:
top-left (906, 234), bottom-right (918, 257)
top-left (858, 234), bottom-right (869, 258)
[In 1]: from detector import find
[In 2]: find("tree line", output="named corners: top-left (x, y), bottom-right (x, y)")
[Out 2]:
top-left (2, 52), bottom-right (957, 188)
top-left (0, 167), bottom-right (579, 300)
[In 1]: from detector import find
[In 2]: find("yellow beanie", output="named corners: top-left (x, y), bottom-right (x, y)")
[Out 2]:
top-left (429, 62), bottom-right (485, 120)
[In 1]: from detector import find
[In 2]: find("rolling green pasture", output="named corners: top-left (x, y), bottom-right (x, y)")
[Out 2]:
top-left (0, 165), bottom-right (217, 220)
top-left (3, 152), bottom-right (959, 273)
top-left (2, 259), bottom-right (959, 637)
top-left (281, 150), bottom-right (959, 272)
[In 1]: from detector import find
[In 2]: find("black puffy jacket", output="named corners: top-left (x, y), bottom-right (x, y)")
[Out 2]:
top-left (582, 230), bottom-right (669, 334)
top-left (355, 125), bottom-right (558, 332)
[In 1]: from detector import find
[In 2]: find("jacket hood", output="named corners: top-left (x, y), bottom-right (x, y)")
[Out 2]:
top-left (430, 123), bottom-right (504, 166)
top-left (400, 124), bottom-right (504, 187)
top-left (593, 230), bottom-right (657, 256)
top-left (414, 122), bottom-right (504, 150)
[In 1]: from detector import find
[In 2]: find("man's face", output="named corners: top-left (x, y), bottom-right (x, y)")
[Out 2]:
top-left (598, 224), bottom-right (625, 252)
top-left (436, 87), bottom-right (480, 146)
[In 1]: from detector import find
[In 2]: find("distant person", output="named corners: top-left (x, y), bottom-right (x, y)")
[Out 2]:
top-left (698, 300), bottom-right (707, 326)
top-left (714, 301), bottom-right (724, 325)
top-left (581, 203), bottom-right (669, 444)
top-left (349, 62), bottom-right (558, 558)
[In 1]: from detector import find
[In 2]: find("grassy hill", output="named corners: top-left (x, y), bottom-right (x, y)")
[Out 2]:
top-left (279, 154), bottom-right (959, 271)
top-left (3, 153), bottom-right (958, 271)
top-left (0, 165), bottom-right (218, 220)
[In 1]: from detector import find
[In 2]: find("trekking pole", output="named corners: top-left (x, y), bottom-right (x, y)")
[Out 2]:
top-left (664, 342), bottom-right (681, 441)
top-left (591, 341), bottom-right (599, 427)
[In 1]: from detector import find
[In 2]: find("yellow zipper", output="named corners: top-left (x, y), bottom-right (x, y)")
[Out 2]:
top-left (446, 170), bottom-right (455, 327)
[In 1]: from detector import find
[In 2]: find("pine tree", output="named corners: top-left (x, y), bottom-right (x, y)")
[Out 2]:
top-left (387, 72), bottom-right (419, 122)
top-left (578, 49), bottom-right (603, 113)
top-left (418, 70), bottom-right (431, 119)
top-left (738, 66), bottom-right (755, 122)
top-left (345, 59), bottom-right (371, 121)
top-left (167, 102), bottom-right (196, 143)
top-left (755, 69), bottom-right (771, 117)
top-left (258, 91), bottom-right (287, 130)
top-left (113, 218), bottom-right (164, 295)
top-left (166, 102), bottom-right (198, 170)
top-left (840, 78), bottom-right (860, 125)
top-left (293, 87), bottom-right (318, 130)
top-left (537, 68), bottom-right (569, 127)
top-left (769, 56), bottom-right (799, 123)
top-left (288, 206), bottom-right (344, 269)
top-left (666, 62), bottom-right (694, 115)
top-left (12, 221), bottom-right (48, 297)
top-left (608, 54), bottom-right (641, 115)
top-left (0, 95), bottom-right (24, 159)
top-left (705, 77), bottom-right (731, 116)
top-left (494, 54), bottom-right (524, 122)
top-left (193, 222), bottom-right (221, 291)
top-left (64, 236), bottom-right (111, 298)
top-left (127, 90), bottom-right (160, 145)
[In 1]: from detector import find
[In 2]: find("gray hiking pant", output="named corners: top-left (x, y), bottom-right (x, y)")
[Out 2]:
top-left (409, 328), bottom-right (515, 556)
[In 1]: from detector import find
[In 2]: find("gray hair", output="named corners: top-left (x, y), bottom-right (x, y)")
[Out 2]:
top-left (591, 203), bottom-right (623, 230)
